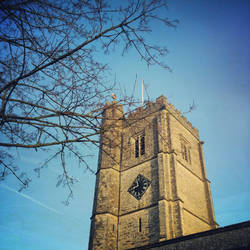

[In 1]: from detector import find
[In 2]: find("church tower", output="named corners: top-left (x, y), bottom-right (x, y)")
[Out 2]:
top-left (89, 96), bottom-right (217, 250)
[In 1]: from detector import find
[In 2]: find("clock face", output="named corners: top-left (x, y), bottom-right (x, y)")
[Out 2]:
top-left (128, 174), bottom-right (151, 200)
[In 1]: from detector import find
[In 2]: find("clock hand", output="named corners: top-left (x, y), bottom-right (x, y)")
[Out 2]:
top-left (133, 179), bottom-right (139, 189)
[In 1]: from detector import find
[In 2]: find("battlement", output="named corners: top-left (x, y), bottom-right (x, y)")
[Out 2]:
top-left (126, 95), bottom-right (199, 138)
top-left (103, 100), bottom-right (123, 120)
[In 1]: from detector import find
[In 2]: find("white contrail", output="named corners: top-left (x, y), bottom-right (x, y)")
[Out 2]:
top-left (1, 184), bottom-right (64, 216)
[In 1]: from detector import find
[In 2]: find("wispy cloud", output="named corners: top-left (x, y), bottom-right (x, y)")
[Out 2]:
top-left (1, 184), bottom-right (64, 216)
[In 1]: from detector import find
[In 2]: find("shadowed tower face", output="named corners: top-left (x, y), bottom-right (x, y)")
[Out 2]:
top-left (88, 96), bottom-right (217, 250)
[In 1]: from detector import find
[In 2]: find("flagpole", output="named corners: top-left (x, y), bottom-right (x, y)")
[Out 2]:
top-left (142, 79), bottom-right (144, 106)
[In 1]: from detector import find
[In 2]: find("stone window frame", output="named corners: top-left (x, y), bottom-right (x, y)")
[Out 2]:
top-left (180, 135), bottom-right (192, 164)
top-left (134, 131), bottom-right (145, 158)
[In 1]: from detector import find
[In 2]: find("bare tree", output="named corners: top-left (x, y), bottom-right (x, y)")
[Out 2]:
top-left (0, 0), bottom-right (177, 202)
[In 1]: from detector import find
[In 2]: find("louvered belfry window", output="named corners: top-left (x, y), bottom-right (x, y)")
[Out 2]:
top-left (135, 133), bottom-right (145, 158)
top-left (181, 139), bottom-right (191, 163)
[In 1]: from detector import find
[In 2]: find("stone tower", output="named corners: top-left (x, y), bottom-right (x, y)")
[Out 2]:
top-left (89, 96), bottom-right (217, 250)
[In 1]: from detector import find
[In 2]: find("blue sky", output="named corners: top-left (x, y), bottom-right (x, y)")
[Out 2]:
top-left (1, 1), bottom-right (249, 249)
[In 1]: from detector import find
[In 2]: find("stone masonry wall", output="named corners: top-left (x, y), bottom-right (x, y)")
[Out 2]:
top-left (119, 158), bottom-right (158, 214)
top-left (166, 106), bottom-right (216, 234)
top-left (89, 214), bottom-right (118, 250)
top-left (118, 206), bottom-right (160, 250)
top-left (175, 161), bottom-right (209, 222)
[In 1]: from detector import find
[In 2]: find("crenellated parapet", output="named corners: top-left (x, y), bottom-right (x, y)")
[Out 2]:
top-left (125, 95), bottom-right (199, 138)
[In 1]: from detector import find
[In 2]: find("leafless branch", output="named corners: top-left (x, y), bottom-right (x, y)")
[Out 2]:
top-left (0, 0), bottom-right (177, 200)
